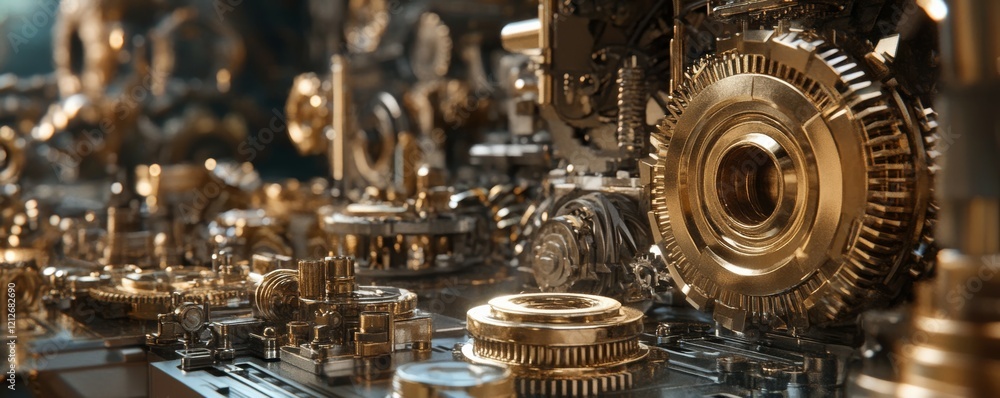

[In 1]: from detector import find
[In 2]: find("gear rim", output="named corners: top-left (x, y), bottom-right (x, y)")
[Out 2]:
top-left (647, 30), bottom-right (935, 332)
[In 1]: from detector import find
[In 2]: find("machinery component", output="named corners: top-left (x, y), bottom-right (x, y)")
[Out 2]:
top-left (352, 92), bottom-right (407, 191)
top-left (896, 252), bottom-right (1000, 397)
top-left (847, 309), bottom-right (907, 397)
top-left (57, 211), bottom-right (106, 263)
top-left (89, 265), bottom-right (251, 319)
top-left (320, 201), bottom-right (483, 276)
top-left (0, 248), bottom-right (45, 311)
top-left (33, 93), bottom-right (131, 181)
top-left (0, 126), bottom-right (25, 185)
top-left (286, 73), bottom-right (411, 192)
top-left (881, 2), bottom-right (1000, 396)
top-left (528, 192), bottom-right (656, 309)
top-left (503, 0), bottom-right (675, 174)
top-left (708, 0), bottom-right (850, 23)
top-left (391, 360), bottom-right (515, 398)
top-left (451, 183), bottom-right (536, 264)
top-left (319, 168), bottom-right (489, 276)
top-left (654, 323), bottom-right (847, 396)
top-left (52, 0), bottom-right (123, 98)
top-left (645, 30), bottom-right (936, 333)
top-left (208, 209), bottom-right (293, 263)
top-left (331, 54), bottom-right (349, 185)
top-left (461, 293), bottom-right (662, 396)
top-left (0, 0), bottom-right (970, 396)
top-left (345, 0), bottom-right (391, 53)
top-left (286, 73), bottom-right (330, 156)
top-left (136, 161), bottom-right (258, 224)
top-left (932, 0), bottom-right (1000, 256)
top-left (147, 300), bottom-right (210, 346)
top-left (132, 161), bottom-right (260, 266)
top-left (409, 13), bottom-right (453, 82)
top-left (252, 257), bottom-right (432, 373)
top-left (104, 198), bottom-right (155, 267)
top-left (148, 4), bottom-right (245, 96)
top-left (151, 106), bottom-right (250, 165)
top-left (615, 56), bottom-right (646, 165)
top-left (253, 268), bottom-right (299, 324)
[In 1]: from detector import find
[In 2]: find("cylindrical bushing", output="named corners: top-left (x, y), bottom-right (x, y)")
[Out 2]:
top-left (298, 259), bottom-right (326, 300)
top-left (325, 256), bottom-right (356, 298)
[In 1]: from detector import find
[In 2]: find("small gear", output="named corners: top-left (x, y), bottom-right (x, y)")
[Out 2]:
top-left (410, 12), bottom-right (453, 82)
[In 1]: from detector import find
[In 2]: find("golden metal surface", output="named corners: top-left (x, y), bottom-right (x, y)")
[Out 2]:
top-left (646, 30), bottom-right (936, 332)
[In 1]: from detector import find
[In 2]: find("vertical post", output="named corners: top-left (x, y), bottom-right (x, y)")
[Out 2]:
top-left (331, 54), bottom-right (349, 186)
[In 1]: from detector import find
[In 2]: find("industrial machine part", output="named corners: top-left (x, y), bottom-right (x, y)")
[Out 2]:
top-left (0, 247), bottom-right (45, 311)
top-left (344, 0), bottom-right (391, 54)
top-left (319, 201), bottom-right (484, 276)
top-left (208, 209), bottom-right (293, 263)
top-left (286, 72), bottom-right (330, 156)
top-left (707, 0), bottom-right (852, 23)
top-left (503, 0), bottom-right (678, 174)
top-left (528, 192), bottom-right (659, 309)
top-left (0, 126), bottom-right (25, 185)
top-left (858, 1), bottom-right (1000, 396)
top-left (1, 0), bottom-right (987, 397)
top-left (644, 29), bottom-right (937, 334)
top-left (460, 293), bottom-right (666, 396)
top-left (252, 257), bottom-right (432, 373)
top-left (319, 167), bottom-right (490, 276)
top-left (286, 69), bottom-right (415, 193)
top-left (89, 264), bottom-right (252, 319)
top-left (896, 252), bottom-right (1000, 397)
top-left (391, 360), bottom-right (516, 398)
top-left (52, 0), bottom-right (127, 99)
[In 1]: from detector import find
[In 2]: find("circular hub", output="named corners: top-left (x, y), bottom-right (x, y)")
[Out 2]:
top-left (714, 138), bottom-right (784, 228)
top-left (392, 360), bottom-right (514, 398)
top-left (464, 293), bottom-right (645, 369)
top-left (647, 31), bottom-right (934, 332)
top-left (462, 293), bottom-right (649, 396)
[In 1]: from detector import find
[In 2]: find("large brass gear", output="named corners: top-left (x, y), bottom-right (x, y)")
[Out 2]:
top-left (644, 30), bottom-right (936, 333)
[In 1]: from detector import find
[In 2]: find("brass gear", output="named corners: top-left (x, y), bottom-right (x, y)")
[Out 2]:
top-left (89, 284), bottom-right (247, 306)
top-left (90, 268), bottom-right (249, 306)
top-left (461, 293), bottom-right (649, 397)
top-left (410, 12), bottom-right (453, 82)
top-left (645, 30), bottom-right (935, 333)
top-left (285, 73), bottom-right (330, 156)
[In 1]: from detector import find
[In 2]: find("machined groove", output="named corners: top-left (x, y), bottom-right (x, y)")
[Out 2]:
top-left (648, 30), bottom-right (936, 332)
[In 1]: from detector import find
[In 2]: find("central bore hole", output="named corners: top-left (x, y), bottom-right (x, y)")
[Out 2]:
top-left (716, 144), bottom-right (782, 226)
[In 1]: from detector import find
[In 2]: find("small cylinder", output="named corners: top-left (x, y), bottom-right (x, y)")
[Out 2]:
top-left (287, 321), bottom-right (310, 346)
top-left (500, 19), bottom-right (542, 55)
top-left (298, 259), bottom-right (326, 300)
top-left (325, 256), bottom-right (356, 298)
top-left (392, 360), bottom-right (515, 398)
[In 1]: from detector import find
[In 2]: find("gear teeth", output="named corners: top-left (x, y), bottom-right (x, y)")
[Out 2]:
top-left (519, 373), bottom-right (632, 397)
top-left (649, 30), bottom-right (934, 332)
top-left (473, 339), bottom-right (641, 369)
top-left (90, 285), bottom-right (248, 306)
